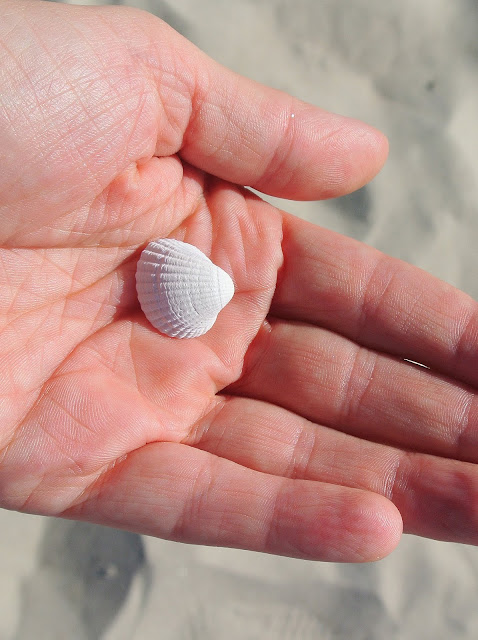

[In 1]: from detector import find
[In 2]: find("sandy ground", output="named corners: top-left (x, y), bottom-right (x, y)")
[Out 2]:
top-left (2, 0), bottom-right (478, 638)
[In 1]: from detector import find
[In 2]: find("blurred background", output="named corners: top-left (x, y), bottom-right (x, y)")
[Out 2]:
top-left (3, 1), bottom-right (478, 638)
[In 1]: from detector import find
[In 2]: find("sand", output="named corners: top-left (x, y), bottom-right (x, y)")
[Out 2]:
top-left (2, 0), bottom-right (478, 638)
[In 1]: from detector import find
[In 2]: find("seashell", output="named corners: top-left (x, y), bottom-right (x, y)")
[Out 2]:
top-left (135, 238), bottom-right (235, 338)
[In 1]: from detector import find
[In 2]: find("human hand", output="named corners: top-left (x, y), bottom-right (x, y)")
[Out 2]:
top-left (1, 1), bottom-right (477, 562)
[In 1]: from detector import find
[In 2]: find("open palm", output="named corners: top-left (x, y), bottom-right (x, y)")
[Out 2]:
top-left (2, 1), bottom-right (478, 562)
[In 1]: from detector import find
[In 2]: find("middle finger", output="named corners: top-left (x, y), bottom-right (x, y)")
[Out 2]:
top-left (228, 319), bottom-right (478, 462)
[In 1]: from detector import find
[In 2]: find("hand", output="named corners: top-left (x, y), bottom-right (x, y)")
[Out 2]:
top-left (1, 1), bottom-right (477, 563)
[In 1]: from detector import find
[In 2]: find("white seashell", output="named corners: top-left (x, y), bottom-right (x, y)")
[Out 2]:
top-left (135, 238), bottom-right (235, 338)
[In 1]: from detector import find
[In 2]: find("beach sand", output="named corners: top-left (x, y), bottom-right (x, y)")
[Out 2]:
top-left (2, 1), bottom-right (478, 638)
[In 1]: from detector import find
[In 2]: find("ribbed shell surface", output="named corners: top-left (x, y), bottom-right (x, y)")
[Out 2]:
top-left (135, 239), bottom-right (235, 338)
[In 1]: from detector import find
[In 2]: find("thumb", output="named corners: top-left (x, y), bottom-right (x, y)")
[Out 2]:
top-left (124, 6), bottom-right (389, 200)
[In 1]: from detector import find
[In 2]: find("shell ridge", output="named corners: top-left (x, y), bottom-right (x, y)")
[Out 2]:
top-left (136, 238), bottom-right (235, 338)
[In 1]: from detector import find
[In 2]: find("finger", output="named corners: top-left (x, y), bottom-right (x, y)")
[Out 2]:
top-left (189, 396), bottom-right (478, 545)
top-left (130, 9), bottom-right (388, 199)
top-left (228, 319), bottom-right (478, 462)
top-left (1, 1), bottom-right (386, 241)
top-left (273, 213), bottom-right (478, 388)
top-left (65, 442), bottom-right (402, 562)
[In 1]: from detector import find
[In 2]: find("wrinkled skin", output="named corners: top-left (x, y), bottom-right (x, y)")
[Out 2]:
top-left (1, 0), bottom-right (478, 562)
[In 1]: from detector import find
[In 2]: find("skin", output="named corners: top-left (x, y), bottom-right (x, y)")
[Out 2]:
top-left (1, 0), bottom-right (478, 563)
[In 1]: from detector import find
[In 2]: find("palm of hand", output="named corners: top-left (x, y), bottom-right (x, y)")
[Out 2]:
top-left (1, 3), bottom-right (315, 554)
top-left (0, 8), bottom-right (282, 530)
top-left (1, 159), bottom-right (282, 513)
top-left (2, 2), bottom-right (478, 563)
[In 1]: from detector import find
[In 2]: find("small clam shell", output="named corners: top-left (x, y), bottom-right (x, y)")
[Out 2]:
top-left (135, 238), bottom-right (235, 338)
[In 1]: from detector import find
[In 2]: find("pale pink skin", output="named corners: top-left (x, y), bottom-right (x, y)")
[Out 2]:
top-left (1, 0), bottom-right (477, 562)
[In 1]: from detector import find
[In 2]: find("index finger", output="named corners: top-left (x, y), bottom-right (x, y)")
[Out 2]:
top-left (272, 213), bottom-right (478, 388)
